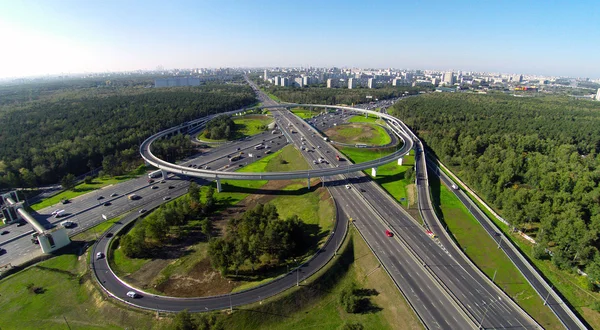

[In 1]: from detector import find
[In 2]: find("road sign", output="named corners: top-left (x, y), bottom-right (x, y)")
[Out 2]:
top-left (102, 214), bottom-right (107, 220)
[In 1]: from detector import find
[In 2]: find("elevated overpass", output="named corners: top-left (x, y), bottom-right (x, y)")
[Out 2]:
top-left (140, 104), bottom-right (413, 189)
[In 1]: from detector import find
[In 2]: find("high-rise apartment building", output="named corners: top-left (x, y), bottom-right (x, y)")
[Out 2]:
top-left (443, 72), bottom-right (455, 85)
top-left (348, 78), bottom-right (356, 89)
top-left (327, 78), bottom-right (334, 88)
top-left (596, 88), bottom-right (600, 101)
top-left (368, 78), bottom-right (376, 89)
top-left (264, 69), bottom-right (268, 81)
top-left (274, 76), bottom-right (280, 86)
top-left (281, 77), bottom-right (289, 87)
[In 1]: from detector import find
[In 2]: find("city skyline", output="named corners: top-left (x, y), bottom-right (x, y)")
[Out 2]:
top-left (1, 0), bottom-right (599, 79)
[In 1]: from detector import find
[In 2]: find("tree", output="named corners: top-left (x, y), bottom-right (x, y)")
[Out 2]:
top-left (204, 186), bottom-right (216, 213)
top-left (172, 309), bottom-right (195, 330)
top-left (188, 182), bottom-right (200, 202)
top-left (60, 173), bottom-right (76, 191)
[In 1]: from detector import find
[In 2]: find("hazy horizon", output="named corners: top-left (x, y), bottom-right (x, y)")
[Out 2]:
top-left (1, 0), bottom-right (599, 79)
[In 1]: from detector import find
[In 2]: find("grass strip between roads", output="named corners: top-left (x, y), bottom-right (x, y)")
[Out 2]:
top-left (436, 162), bottom-right (600, 329)
top-left (427, 169), bottom-right (564, 329)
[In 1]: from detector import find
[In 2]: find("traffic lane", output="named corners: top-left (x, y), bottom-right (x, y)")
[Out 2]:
top-left (433, 166), bottom-right (575, 329)
top-left (415, 184), bottom-right (532, 328)
top-left (338, 189), bottom-right (470, 329)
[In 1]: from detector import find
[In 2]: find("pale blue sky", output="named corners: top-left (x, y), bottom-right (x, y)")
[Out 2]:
top-left (0, 0), bottom-right (598, 78)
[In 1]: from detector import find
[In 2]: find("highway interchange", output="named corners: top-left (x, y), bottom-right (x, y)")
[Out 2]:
top-left (0, 78), bottom-right (585, 329)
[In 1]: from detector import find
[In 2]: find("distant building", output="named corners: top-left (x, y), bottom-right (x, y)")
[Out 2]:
top-left (442, 72), bottom-right (455, 85)
top-left (403, 72), bottom-right (414, 82)
top-left (327, 78), bottom-right (334, 88)
top-left (274, 76), bottom-right (281, 86)
top-left (302, 76), bottom-right (310, 86)
top-left (264, 69), bottom-right (268, 81)
top-left (596, 88), bottom-right (600, 101)
top-left (392, 78), bottom-right (408, 86)
top-left (294, 77), bottom-right (303, 87)
top-left (431, 77), bottom-right (440, 86)
top-left (368, 77), bottom-right (376, 89)
top-left (281, 77), bottom-right (289, 87)
top-left (436, 87), bottom-right (456, 93)
top-left (348, 78), bottom-right (356, 89)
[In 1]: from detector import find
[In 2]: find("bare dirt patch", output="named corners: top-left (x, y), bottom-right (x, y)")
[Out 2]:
top-left (155, 258), bottom-right (238, 297)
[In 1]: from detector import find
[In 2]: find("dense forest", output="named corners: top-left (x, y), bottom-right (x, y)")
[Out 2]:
top-left (0, 83), bottom-right (256, 187)
top-left (203, 115), bottom-right (235, 140)
top-left (266, 86), bottom-right (431, 105)
top-left (391, 93), bottom-right (600, 280)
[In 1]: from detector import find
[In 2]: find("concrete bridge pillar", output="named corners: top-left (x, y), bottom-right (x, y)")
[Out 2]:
top-left (398, 157), bottom-right (403, 166)
top-left (160, 169), bottom-right (168, 179)
top-left (216, 178), bottom-right (222, 193)
top-left (307, 178), bottom-right (311, 190)
top-left (371, 167), bottom-right (377, 177)
top-left (322, 177), bottom-right (325, 187)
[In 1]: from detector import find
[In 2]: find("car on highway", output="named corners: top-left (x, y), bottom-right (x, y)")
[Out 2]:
top-left (96, 252), bottom-right (104, 260)
top-left (126, 291), bottom-right (139, 298)
top-left (345, 184), bottom-right (351, 189)
top-left (106, 233), bottom-right (114, 238)
top-left (16, 222), bottom-right (26, 227)
top-left (1, 230), bottom-right (9, 235)
top-left (139, 209), bottom-right (147, 214)
top-left (103, 202), bottom-right (111, 206)
top-left (160, 180), bottom-right (166, 184)
top-left (60, 220), bottom-right (74, 228)
top-left (168, 185), bottom-right (175, 189)
top-left (110, 193), bottom-right (118, 197)
top-left (61, 199), bottom-right (70, 204)
top-left (451, 184), bottom-right (459, 190)
top-left (97, 196), bottom-right (104, 200)
top-left (163, 196), bottom-right (171, 201)
top-left (151, 186), bottom-right (159, 190)
top-left (0, 248), bottom-right (5, 255)
top-left (385, 230), bottom-right (393, 237)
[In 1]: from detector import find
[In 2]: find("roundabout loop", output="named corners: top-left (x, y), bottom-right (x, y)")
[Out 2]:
top-left (140, 104), bottom-right (414, 179)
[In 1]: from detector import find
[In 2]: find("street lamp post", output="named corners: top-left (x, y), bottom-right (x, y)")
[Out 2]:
top-left (478, 297), bottom-right (501, 329)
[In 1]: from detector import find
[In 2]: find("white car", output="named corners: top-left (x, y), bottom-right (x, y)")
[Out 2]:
top-left (451, 184), bottom-right (459, 190)
top-left (345, 184), bottom-right (351, 189)
top-left (96, 252), bottom-right (104, 260)
top-left (126, 291), bottom-right (138, 298)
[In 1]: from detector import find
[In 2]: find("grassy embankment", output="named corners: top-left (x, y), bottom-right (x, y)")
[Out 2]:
top-left (222, 231), bottom-right (423, 330)
top-left (338, 146), bottom-right (416, 208)
top-left (330, 122), bottom-right (391, 146)
top-left (437, 164), bottom-right (600, 328)
top-left (0, 214), bottom-right (170, 330)
top-left (291, 107), bottom-right (323, 119)
top-left (427, 171), bottom-right (563, 329)
top-left (198, 115), bottom-right (273, 142)
top-left (30, 166), bottom-right (147, 211)
top-left (347, 114), bottom-right (387, 126)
